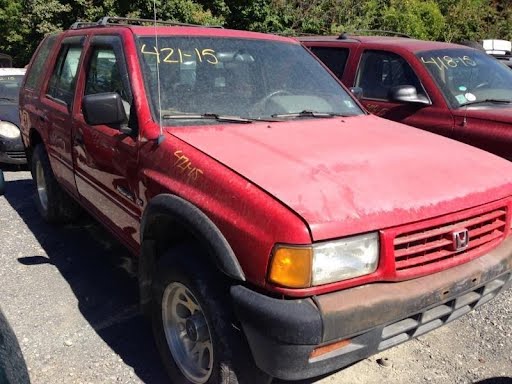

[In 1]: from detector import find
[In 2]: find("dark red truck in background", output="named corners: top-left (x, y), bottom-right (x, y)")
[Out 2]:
top-left (302, 34), bottom-right (512, 161)
top-left (17, 18), bottom-right (512, 384)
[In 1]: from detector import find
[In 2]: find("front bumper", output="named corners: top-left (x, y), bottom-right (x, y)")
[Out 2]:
top-left (231, 236), bottom-right (512, 381)
top-left (0, 137), bottom-right (26, 165)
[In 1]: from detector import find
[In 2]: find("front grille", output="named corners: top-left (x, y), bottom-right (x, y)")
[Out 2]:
top-left (6, 150), bottom-right (26, 160)
top-left (378, 272), bottom-right (511, 351)
top-left (394, 208), bottom-right (507, 273)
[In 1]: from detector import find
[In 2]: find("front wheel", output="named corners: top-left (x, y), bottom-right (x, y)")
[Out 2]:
top-left (152, 245), bottom-right (271, 384)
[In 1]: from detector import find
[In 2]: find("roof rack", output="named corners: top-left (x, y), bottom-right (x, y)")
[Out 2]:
top-left (273, 31), bottom-right (319, 37)
top-left (70, 16), bottom-right (223, 30)
top-left (69, 21), bottom-right (98, 29)
top-left (338, 30), bottom-right (411, 39)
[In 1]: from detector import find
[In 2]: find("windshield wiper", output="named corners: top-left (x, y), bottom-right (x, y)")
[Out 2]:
top-left (162, 113), bottom-right (253, 124)
top-left (459, 99), bottom-right (512, 107)
top-left (0, 97), bottom-right (15, 102)
top-left (271, 110), bottom-right (348, 119)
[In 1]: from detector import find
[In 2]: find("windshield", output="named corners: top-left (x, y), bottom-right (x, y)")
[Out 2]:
top-left (0, 75), bottom-right (23, 102)
top-left (136, 36), bottom-right (363, 125)
top-left (416, 48), bottom-right (512, 108)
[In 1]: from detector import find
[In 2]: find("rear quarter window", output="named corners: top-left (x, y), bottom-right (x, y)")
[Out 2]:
top-left (309, 47), bottom-right (349, 80)
top-left (24, 35), bottom-right (58, 91)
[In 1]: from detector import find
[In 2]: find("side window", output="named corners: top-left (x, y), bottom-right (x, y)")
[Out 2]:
top-left (356, 50), bottom-right (426, 101)
top-left (84, 45), bottom-right (132, 118)
top-left (309, 47), bottom-right (349, 80)
top-left (47, 45), bottom-right (83, 106)
top-left (25, 35), bottom-right (58, 91)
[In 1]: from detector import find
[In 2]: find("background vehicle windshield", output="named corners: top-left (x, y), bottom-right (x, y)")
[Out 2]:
top-left (0, 75), bottom-right (23, 102)
top-left (416, 48), bottom-right (512, 108)
top-left (137, 36), bottom-right (362, 124)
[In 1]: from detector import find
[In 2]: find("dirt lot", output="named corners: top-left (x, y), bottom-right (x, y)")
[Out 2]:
top-left (0, 170), bottom-right (511, 384)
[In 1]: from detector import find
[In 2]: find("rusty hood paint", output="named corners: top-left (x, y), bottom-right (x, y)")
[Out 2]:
top-left (170, 114), bottom-right (512, 241)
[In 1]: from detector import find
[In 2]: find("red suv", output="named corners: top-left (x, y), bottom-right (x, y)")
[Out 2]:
top-left (19, 18), bottom-right (512, 383)
top-left (302, 34), bottom-right (512, 161)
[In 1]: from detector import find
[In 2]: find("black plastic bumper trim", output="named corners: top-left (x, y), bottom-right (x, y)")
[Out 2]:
top-left (230, 285), bottom-right (322, 345)
top-left (231, 236), bottom-right (512, 381)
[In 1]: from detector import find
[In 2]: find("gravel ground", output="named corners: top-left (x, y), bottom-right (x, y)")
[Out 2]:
top-left (0, 170), bottom-right (511, 384)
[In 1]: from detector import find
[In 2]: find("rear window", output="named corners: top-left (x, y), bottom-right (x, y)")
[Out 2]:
top-left (25, 35), bottom-right (58, 91)
top-left (0, 75), bottom-right (24, 101)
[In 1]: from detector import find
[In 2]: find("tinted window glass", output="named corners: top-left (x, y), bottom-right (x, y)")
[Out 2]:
top-left (137, 36), bottom-right (363, 124)
top-left (0, 75), bottom-right (24, 102)
top-left (356, 50), bottom-right (426, 101)
top-left (25, 35), bottom-right (57, 91)
top-left (47, 45), bottom-right (83, 105)
top-left (309, 47), bottom-right (349, 79)
top-left (416, 48), bottom-right (512, 108)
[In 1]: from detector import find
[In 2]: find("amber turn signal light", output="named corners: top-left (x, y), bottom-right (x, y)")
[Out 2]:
top-left (268, 246), bottom-right (312, 288)
top-left (310, 339), bottom-right (351, 360)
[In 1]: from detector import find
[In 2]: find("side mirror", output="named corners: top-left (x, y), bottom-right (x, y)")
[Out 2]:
top-left (350, 86), bottom-right (363, 100)
top-left (389, 85), bottom-right (431, 105)
top-left (0, 170), bottom-right (5, 196)
top-left (389, 85), bottom-right (432, 105)
top-left (82, 93), bottom-right (129, 128)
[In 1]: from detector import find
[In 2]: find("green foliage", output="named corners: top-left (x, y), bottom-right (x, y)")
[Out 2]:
top-left (442, 0), bottom-right (493, 42)
top-left (126, 0), bottom-right (224, 25)
top-left (0, 0), bottom-right (24, 55)
top-left (2, 0), bottom-right (512, 67)
top-left (379, 0), bottom-right (445, 40)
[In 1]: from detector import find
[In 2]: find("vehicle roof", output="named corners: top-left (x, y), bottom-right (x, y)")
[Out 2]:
top-left (299, 35), bottom-right (466, 52)
top-left (67, 25), bottom-right (298, 44)
top-left (0, 68), bottom-right (26, 76)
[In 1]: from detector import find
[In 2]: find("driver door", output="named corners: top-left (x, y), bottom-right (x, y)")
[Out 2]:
top-left (355, 49), bottom-right (454, 138)
top-left (72, 35), bottom-right (141, 251)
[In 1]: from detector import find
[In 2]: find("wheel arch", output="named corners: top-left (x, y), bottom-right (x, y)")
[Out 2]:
top-left (26, 128), bottom-right (43, 166)
top-left (138, 193), bottom-right (246, 314)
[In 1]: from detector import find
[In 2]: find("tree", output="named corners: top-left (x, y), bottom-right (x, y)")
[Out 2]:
top-left (442, 0), bottom-right (493, 42)
top-left (0, 0), bottom-right (24, 63)
top-left (378, 0), bottom-right (445, 40)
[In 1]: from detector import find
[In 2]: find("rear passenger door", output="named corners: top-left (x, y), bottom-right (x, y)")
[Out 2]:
top-left (42, 36), bottom-right (85, 196)
top-left (354, 50), bottom-right (454, 137)
top-left (72, 35), bottom-right (141, 251)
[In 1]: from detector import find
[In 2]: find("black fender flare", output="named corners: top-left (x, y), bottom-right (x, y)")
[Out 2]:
top-left (138, 194), bottom-right (246, 311)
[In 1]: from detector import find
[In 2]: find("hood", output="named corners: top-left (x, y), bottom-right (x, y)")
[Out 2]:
top-left (0, 103), bottom-right (20, 126)
top-left (170, 115), bottom-right (512, 241)
top-left (453, 105), bottom-right (512, 125)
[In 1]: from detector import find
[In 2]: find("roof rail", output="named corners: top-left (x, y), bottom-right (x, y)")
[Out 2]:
top-left (272, 31), bottom-right (319, 37)
top-left (70, 16), bottom-right (223, 30)
top-left (339, 30), bottom-right (411, 39)
top-left (70, 21), bottom-right (99, 29)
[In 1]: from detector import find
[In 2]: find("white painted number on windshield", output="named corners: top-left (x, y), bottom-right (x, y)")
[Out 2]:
top-left (420, 56), bottom-right (477, 70)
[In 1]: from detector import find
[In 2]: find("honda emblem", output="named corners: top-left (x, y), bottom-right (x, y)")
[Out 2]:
top-left (452, 229), bottom-right (469, 252)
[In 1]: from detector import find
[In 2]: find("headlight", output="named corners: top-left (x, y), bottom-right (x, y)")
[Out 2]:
top-left (0, 121), bottom-right (20, 139)
top-left (268, 232), bottom-right (379, 288)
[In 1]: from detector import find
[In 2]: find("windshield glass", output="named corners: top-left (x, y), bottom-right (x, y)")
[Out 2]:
top-left (136, 36), bottom-right (363, 125)
top-left (416, 48), bottom-right (512, 108)
top-left (0, 75), bottom-right (23, 102)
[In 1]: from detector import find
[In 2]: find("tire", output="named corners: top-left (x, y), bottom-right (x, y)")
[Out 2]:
top-left (152, 244), bottom-right (272, 384)
top-left (31, 144), bottom-right (81, 224)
